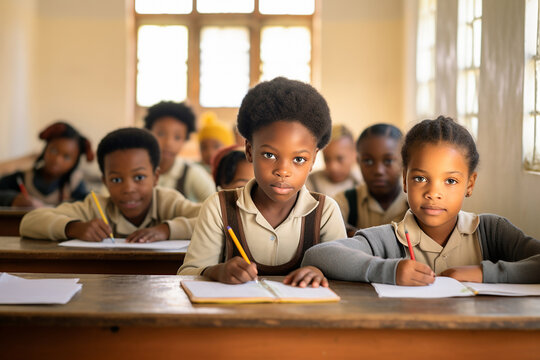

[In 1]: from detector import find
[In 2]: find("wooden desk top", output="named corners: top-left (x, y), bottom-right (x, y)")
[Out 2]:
top-left (0, 206), bottom-right (31, 216)
top-left (2, 273), bottom-right (539, 330)
top-left (0, 237), bottom-right (185, 261)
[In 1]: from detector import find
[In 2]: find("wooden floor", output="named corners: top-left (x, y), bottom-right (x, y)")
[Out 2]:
top-left (1, 273), bottom-right (539, 360)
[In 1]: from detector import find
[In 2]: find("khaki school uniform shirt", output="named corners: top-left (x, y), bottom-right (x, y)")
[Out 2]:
top-left (178, 178), bottom-right (347, 275)
top-left (392, 210), bottom-right (483, 274)
top-left (20, 186), bottom-right (201, 240)
top-left (334, 183), bottom-right (408, 229)
top-left (158, 157), bottom-right (216, 203)
top-left (305, 167), bottom-right (363, 198)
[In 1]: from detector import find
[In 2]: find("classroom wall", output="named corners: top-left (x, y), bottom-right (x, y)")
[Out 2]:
top-left (405, 0), bottom-right (540, 238)
top-left (0, 0), bottom-right (37, 159)
top-left (319, 0), bottom-right (405, 137)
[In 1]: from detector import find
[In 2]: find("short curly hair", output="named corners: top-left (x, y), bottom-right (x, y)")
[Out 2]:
top-left (237, 77), bottom-right (332, 149)
top-left (143, 101), bottom-right (196, 137)
top-left (401, 116), bottom-right (479, 173)
top-left (97, 128), bottom-right (161, 173)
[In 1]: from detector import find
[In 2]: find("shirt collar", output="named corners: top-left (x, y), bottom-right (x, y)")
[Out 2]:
top-left (108, 187), bottom-right (158, 231)
top-left (393, 209), bottom-right (479, 251)
top-left (237, 178), bottom-right (319, 218)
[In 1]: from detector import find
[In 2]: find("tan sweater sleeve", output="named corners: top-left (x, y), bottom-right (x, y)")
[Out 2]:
top-left (184, 162), bottom-right (216, 203)
top-left (319, 196), bottom-right (347, 242)
top-left (155, 187), bottom-right (202, 240)
top-left (177, 192), bottom-right (226, 275)
top-left (19, 194), bottom-right (98, 240)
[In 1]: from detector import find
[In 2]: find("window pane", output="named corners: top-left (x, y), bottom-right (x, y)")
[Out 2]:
top-left (197, 0), bottom-right (254, 13)
top-left (200, 27), bottom-right (250, 107)
top-left (260, 26), bottom-right (311, 83)
top-left (137, 25), bottom-right (188, 106)
top-left (135, 0), bottom-right (192, 14)
top-left (259, 0), bottom-right (314, 15)
top-left (473, 19), bottom-right (482, 67)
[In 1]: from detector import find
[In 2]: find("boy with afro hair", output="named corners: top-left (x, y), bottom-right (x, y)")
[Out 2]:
top-left (144, 101), bottom-right (215, 203)
top-left (21, 128), bottom-right (201, 242)
top-left (179, 77), bottom-right (346, 287)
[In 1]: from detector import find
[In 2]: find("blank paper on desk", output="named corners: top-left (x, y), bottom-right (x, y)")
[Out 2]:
top-left (59, 239), bottom-right (190, 250)
top-left (0, 273), bottom-right (82, 304)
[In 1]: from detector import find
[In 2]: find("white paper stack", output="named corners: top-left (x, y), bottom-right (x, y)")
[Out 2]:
top-left (58, 239), bottom-right (190, 250)
top-left (0, 273), bottom-right (82, 304)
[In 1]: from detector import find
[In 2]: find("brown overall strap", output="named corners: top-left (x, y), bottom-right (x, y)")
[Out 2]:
top-left (175, 162), bottom-right (189, 196)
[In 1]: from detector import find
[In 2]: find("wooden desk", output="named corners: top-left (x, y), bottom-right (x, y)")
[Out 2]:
top-left (0, 273), bottom-right (538, 360)
top-left (0, 237), bottom-right (185, 275)
top-left (0, 207), bottom-right (30, 236)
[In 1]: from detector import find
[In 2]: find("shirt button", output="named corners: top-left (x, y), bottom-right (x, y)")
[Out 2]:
top-left (270, 235), bottom-right (276, 241)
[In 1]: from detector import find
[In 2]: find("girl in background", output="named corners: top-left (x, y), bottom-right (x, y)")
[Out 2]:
top-left (0, 121), bottom-right (93, 208)
top-left (211, 145), bottom-right (254, 191)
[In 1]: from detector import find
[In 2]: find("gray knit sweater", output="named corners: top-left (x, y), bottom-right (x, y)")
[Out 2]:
top-left (302, 214), bottom-right (540, 284)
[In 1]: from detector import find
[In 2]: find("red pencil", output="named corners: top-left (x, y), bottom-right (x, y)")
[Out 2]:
top-left (404, 227), bottom-right (416, 261)
top-left (16, 176), bottom-right (29, 197)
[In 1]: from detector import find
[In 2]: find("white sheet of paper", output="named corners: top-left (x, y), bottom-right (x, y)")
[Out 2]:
top-left (265, 280), bottom-right (340, 300)
top-left (0, 273), bottom-right (82, 304)
top-left (463, 282), bottom-right (540, 296)
top-left (58, 239), bottom-right (190, 250)
top-left (182, 280), bottom-right (273, 299)
top-left (372, 277), bottom-right (474, 298)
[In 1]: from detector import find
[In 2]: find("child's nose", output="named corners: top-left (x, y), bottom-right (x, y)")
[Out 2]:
top-left (274, 160), bottom-right (292, 178)
top-left (122, 179), bottom-right (136, 192)
top-left (425, 183), bottom-right (443, 200)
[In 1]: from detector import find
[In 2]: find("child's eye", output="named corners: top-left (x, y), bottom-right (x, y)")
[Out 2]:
top-left (445, 178), bottom-right (458, 185)
top-left (263, 152), bottom-right (276, 160)
top-left (383, 159), bottom-right (394, 166)
top-left (134, 175), bottom-right (146, 182)
top-left (293, 157), bottom-right (307, 165)
top-left (362, 159), bottom-right (374, 166)
top-left (64, 154), bottom-right (72, 161)
top-left (413, 176), bottom-right (426, 183)
top-left (110, 177), bottom-right (122, 183)
top-left (175, 135), bottom-right (182, 141)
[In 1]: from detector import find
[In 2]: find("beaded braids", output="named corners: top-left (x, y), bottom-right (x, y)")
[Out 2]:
top-left (401, 116), bottom-right (480, 173)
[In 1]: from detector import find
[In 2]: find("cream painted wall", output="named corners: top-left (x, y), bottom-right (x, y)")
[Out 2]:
top-left (0, 0), bottom-right (36, 159)
top-left (34, 0), bottom-right (130, 151)
top-left (320, 0), bottom-right (405, 138)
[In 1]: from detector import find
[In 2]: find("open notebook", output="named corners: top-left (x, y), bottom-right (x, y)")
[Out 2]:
top-left (181, 279), bottom-right (341, 304)
top-left (59, 239), bottom-right (190, 250)
top-left (372, 276), bottom-right (540, 298)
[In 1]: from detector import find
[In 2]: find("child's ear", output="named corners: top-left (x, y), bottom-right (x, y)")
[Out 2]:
top-left (245, 141), bottom-right (253, 163)
top-left (153, 166), bottom-right (160, 186)
top-left (402, 169), bottom-right (408, 193)
top-left (465, 171), bottom-right (477, 197)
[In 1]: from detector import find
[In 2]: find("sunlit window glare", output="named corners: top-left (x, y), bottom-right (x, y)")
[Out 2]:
top-left (259, 0), bottom-right (314, 15)
top-left (135, 0), bottom-right (192, 14)
top-left (457, 0), bottom-right (482, 138)
top-left (523, 0), bottom-right (540, 171)
top-left (197, 0), bottom-right (254, 13)
top-left (136, 25), bottom-right (188, 107)
top-left (260, 26), bottom-right (311, 83)
top-left (416, 0), bottom-right (437, 118)
top-left (199, 27), bottom-right (250, 107)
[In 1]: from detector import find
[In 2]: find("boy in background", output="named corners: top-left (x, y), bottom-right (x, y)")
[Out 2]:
top-left (20, 128), bottom-right (200, 242)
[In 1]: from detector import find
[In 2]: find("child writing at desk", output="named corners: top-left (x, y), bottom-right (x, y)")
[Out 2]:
top-left (178, 77), bottom-right (347, 287)
top-left (20, 128), bottom-right (201, 243)
top-left (334, 124), bottom-right (408, 236)
top-left (303, 116), bottom-right (540, 285)
top-left (0, 122), bottom-right (93, 208)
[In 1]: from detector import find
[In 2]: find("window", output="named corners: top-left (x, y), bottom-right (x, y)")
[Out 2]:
top-left (134, 0), bottom-right (316, 116)
top-left (524, 0), bottom-right (540, 172)
top-left (416, 0), bottom-right (437, 119)
top-left (457, 0), bottom-right (482, 139)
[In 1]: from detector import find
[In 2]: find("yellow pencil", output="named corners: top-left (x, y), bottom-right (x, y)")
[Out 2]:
top-left (91, 190), bottom-right (115, 243)
top-left (226, 226), bottom-right (250, 264)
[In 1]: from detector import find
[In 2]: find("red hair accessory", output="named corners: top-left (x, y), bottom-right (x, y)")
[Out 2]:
top-left (39, 122), bottom-right (68, 140)
top-left (211, 145), bottom-right (244, 184)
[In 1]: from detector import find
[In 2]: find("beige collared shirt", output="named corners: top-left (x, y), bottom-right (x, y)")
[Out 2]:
top-left (305, 167), bottom-right (363, 198)
top-left (334, 183), bottom-right (409, 229)
top-left (158, 157), bottom-right (216, 203)
top-left (392, 210), bottom-right (483, 274)
top-left (178, 178), bottom-right (347, 275)
top-left (20, 186), bottom-right (201, 240)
